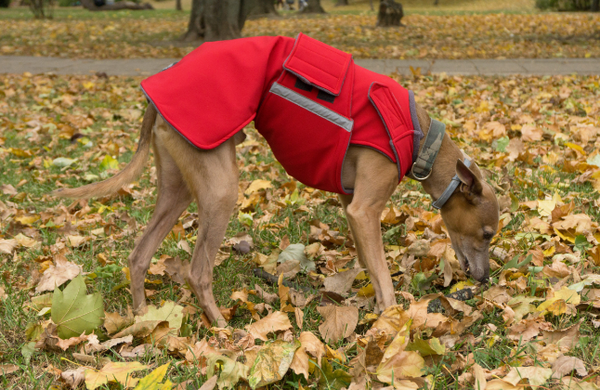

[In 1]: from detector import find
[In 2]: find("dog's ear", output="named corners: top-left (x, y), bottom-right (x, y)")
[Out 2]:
top-left (456, 160), bottom-right (483, 201)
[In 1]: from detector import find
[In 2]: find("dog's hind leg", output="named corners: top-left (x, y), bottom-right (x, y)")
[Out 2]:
top-left (340, 148), bottom-right (399, 312)
top-left (128, 125), bottom-right (193, 315)
top-left (158, 127), bottom-right (239, 328)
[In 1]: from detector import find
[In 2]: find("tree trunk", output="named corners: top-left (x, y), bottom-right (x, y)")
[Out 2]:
top-left (377, 0), bottom-right (403, 27)
top-left (81, 0), bottom-right (153, 11)
top-left (592, 0), bottom-right (599, 11)
top-left (249, 0), bottom-right (278, 16)
top-left (176, 0), bottom-right (181, 11)
top-left (300, 0), bottom-right (324, 13)
top-left (27, 0), bottom-right (54, 18)
top-left (183, 0), bottom-right (256, 42)
top-left (369, 0), bottom-right (374, 10)
top-left (336, 0), bottom-right (348, 5)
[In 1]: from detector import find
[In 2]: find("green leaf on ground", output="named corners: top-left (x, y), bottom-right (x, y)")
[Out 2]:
top-left (51, 275), bottom-right (104, 339)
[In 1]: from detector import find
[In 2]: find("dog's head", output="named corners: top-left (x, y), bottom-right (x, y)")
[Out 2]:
top-left (440, 160), bottom-right (499, 284)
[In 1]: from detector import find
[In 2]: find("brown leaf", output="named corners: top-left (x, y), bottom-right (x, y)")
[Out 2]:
top-left (246, 311), bottom-right (292, 341)
top-left (521, 125), bottom-right (543, 142)
top-left (502, 366), bottom-right (552, 388)
top-left (60, 367), bottom-right (86, 389)
top-left (0, 239), bottom-right (17, 254)
top-left (540, 321), bottom-right (581, 349)
top-left (254, 284), bottom-right (278, 304)
top-left (317, 305), bottom-right (358, 344)
top-left (164, 256), bottom-right (189, 285)
top-left (35, 255), bottom-right (82, 293)
top-left (290, 331), bottom-right (326, 379)
top-left (552, 355), bottom-right (588, 379)
top-left (323, 268), bottom-right (362, 295)
top-left (198, 375), bottom-right (218, 390)
top-left (0, 364), bottom-right (19, 376)
top-left (103, 308), bottom-right (133, 335)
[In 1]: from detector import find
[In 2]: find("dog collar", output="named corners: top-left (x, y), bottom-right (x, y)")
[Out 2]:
top-left (432, 157), bottom-right (472, 209)
top-left (410, 118), bottom-right (445, 181)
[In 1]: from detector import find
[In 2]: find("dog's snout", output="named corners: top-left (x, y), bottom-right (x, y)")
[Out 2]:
top-left (477, 275), bottom-right (490, 284)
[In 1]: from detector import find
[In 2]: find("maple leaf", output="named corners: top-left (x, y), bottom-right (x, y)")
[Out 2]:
top-left (206, 354), bottom-right (249, 390)
top-left (248, 339), bottom-right (300, 389)
top-left (502, 366), bottom-right (553, 388)
top-left (246, 311), bottom-right (292, 341)
top-left (552, 355), bottom-right (588, 379)
top-left (137, 301), bottom-right (184, 334)
top-left (103, 308), bottom-right (134, 335)
top-left (290, 331), bottom-right (326, 379)
top-left (376, 321), bottom-right (425, 382)
top-left (36, 255), bottom-right (82, 293)
top-left (84, 361), bottom-right (147, 390)
top-left (317, 359), bottom-right (352, 390)
top-left (317, 305), bottom-right (358, 344)
top-left (133, 363), bottom-right (172, 390)
top-left (51, 275), bottom-right (104, 339)
top-left (323, 268), bottom-right (362, 295)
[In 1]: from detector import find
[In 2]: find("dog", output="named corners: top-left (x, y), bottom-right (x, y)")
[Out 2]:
top-left (52, 34), bottom-right (499, 327)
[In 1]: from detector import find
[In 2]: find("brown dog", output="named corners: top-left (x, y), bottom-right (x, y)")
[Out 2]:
top-left (52, 101), bottom-right (499, 328)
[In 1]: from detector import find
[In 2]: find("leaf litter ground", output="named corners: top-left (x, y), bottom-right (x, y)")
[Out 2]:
top-left (0, 13), bottom-right (599, 60)
top-left (1, 72), bottom-right (600, 389)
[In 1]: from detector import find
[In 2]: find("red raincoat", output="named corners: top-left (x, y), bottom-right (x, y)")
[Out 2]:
top-left (141, 33), bottom-right (422, 194)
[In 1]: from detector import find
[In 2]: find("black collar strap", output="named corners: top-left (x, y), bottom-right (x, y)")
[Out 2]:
top-left (432, 157), bottom-right (472, 210)
top-left (410, 119), bottom-right (446, 181)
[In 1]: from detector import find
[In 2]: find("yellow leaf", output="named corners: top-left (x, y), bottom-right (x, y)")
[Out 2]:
top-left (84, 362), bottom-right (147, 390)
top-left (245, 179), bottom-right (272, 195)
top-left (357, 283), bottom-right (375, 297)
top-left (133, 363), bottom-right (171, 390)
top-left (450, 280), bottom-right (474, 293)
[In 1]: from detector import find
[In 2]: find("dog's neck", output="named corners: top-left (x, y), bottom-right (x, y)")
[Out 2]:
top-left (414, 106), bottom-right (468, 202)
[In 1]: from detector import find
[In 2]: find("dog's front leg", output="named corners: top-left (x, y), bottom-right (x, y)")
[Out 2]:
top-left (340, 148), bottom-right (399, 312)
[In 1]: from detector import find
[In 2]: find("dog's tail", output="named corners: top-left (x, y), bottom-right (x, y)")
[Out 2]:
top-left (51, 104), bottom-right (157, 199)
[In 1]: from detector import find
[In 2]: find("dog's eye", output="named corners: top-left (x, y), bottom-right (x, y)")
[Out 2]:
top-left (483, 230), bottom-right (494, 240)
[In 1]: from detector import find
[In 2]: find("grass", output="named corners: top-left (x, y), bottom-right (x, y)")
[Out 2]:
top-left (1, 71), bottom-right (600, 388)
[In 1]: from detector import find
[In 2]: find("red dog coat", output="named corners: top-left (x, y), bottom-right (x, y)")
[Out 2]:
top-left (141, 33), bottom-right (423, 194)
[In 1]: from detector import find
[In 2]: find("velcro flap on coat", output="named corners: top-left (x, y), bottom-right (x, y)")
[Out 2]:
top-left (283, 32), bottom-right (352, 96)
top-left (369, 82), bottom-right (415, 178)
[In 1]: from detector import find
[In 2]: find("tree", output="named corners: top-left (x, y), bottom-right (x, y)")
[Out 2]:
top-left (27, 0), bottom-right (55, 18)
top-left (377, 0), bottom-right (403, 27)
top-left (336, 0), bottom-right (348, 5)
top-left (249, 0), bottom-right (278, 16)
top-left (300, 0), bottom-right (325, 13)
top-left (183, 0), bottom-right (257, 42)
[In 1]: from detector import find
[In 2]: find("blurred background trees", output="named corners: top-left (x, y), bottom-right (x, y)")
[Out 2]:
top-left (536, 0), bottom-right (599, 10)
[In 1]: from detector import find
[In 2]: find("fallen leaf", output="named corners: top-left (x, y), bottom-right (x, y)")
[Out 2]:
top-left (206, 354), bottom-right (249, 390)
top-left (503, 366), bottom-right (552, 388)
top-left (552, 355), bottom-right (588, 379)
top-left (0, 364), bottom-right (19, 376)
top-left (51, 275), bottom-right (104, 339)
top-left (246, 311), bottom-right (292, 341)
top-left (36, 255), bottom-right (83, 293)
top-left (248, 339), bottom-right (300, 389)
top-left (323, 268), bottom-right (362, 295)
top-left (133, 363), bottom-right (172, 390)
top-left (290, 331), bottom-right (326, 379)
top-left (84, 361), bottom-right (147, 390)
top-left (317, 305), bottom-right (358, 344)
